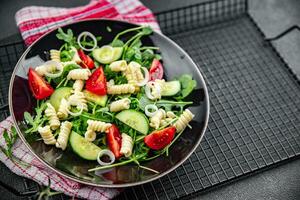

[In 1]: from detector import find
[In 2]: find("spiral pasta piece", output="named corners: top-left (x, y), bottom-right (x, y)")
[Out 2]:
top-left (107, 82), bottom-right (135, 95)
top-left (45, 103), bottom-right (60, 130)
top-left (120, 133), bottom-right (133, 157)
top-left (109, 98), bottom-right (131, 112)
top-left (35, 65), bottom-right (48, 76)
top-left (87, 120), bottom-right (112, 132)
top-left (150, 109), bottom-right (166, 129)
top-left (109, 60), bottom-right (127, 72)
top-left (57, 98), bottom-right (69, 119)
top-left (166, 111), bottom-right (176, 119)
top-left (50, 49), bottom-right (61, 62)
top-left (174, 109), bottom-right (195, 133)
top-left (85, 129), bottom-right (96, 142)
top-left (68, 91), bottom-right (88, 111)
top-left (38, 125), bottom-right (56, 145)
top-left (73, 80), bottom-right (84, 92)
top-left (56, 121), bottom-right (72, 150)
top-left (67, 69), bottom-right (91, 80)
top-left (123, 61), bottom-right (143, 91)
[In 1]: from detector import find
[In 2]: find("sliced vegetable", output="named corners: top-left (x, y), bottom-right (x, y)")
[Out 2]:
top-left (106, 124), bottom-right (122, 159)
top-left (92, 46), bottom-right (123, 64)
top-left (145, 81), bottom-right (161, 100)
top-left (69, 131), bottom-right (102, 160)
top-left (144, 126), bottom-right (176, 150)
top-left (28, 68), bottom-right (54, 100)
top-left (49, 87), bottom-right (72, 110)
top-left (78, 49), bottom-right (95, 69)
top-left (43, 61), bottom-right (64, 78)
top-left (161, 80), bottom-right (181, 96)
top-left (85, 67), bottom-right (107, 95)
top-left (145, 104), bottom-right (158, 117)
top-left (97, 149), bottom-right (116, 166)
top-left (116, 110), bottom-right (149, 135)
top-left (66, 102), bottom-right (83, 117)
top-left (77, 31), bottom-right (97, 52)
top-left (83, 90), bottom-right (107, 107)
top-left (149, 59), bottom-right (163, 81)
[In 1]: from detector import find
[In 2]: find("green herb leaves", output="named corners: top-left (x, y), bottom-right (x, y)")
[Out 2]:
top-left (1, 127), bottom-right (18, 158)
top-left (176, 74), bottom-right (197, 99)
top-left (56, 28), bottom-right (77, 47)
top-left (24, 101), bottom-right (47, 134)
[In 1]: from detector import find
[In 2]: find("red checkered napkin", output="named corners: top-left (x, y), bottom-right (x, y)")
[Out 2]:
top-left (0, 0), bottom-right (160, 199)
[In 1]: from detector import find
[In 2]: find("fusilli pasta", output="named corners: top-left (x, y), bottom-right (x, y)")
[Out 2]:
top-left (150, 109), bottom-right (166, 129)
top-left (85, 129), bottom-right (96, 142)
top-left (109, 60), bottom-right (127, 72)
top-left (120, 133), bottom-right (133, 157)
top-left (45, 103), bottom-right (60, 130)
top-left (107, 82), bottom-right (135, 95)
top-left (87, 120), bottom-right (112, 132)
top-left (67, 69), bottom-right (91, 80)
top-left (174, 109), bottom-right (195, 133)
top-left (38, 125), bottom-right (56, 145)
top-left (57, 98), bottom-right (69, 119)
top-left (56, 121), bottom-right (73, 150)
top-left (49, 49), bottom-right (61, 62)
top-left (73, 79), bottom-right (84, 92)
top-left (109, 98), bottom-right (131, 112)
top-left (68, 91), bottom-right (88, 111)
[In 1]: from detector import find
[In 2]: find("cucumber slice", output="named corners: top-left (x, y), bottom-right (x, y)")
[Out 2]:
top-left (69, 131), bottom-right (101, 160)
top-left (83, 90), bottom-right (107, 107)
top-left (116, 110), bottom-right (149, 135)
top-left (161, 80), bottom-right (181, 96)
top-left (92, 46), bottom-right (123, 64)
top-left (111, 47), bottom-right (123, 61)
top-left (49, 87), bottom-right (72, 110)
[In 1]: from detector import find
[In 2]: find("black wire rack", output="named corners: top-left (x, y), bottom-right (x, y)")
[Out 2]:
top-left (0, 0), bottom-right (300, 199)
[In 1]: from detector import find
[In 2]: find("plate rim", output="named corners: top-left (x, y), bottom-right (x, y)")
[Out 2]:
top-left (8, 18), bottom-right (210, 188)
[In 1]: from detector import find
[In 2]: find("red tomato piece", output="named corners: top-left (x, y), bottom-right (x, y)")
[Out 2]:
top-left (78, 49), bottom-right (95, 69)
top-left (144, 126), bottom-right (176, 150)
top-left (28, 68), bottom-right (54, 100)
top-left (85, 67), bottom-right (107, 95)
top-left (106, 124), bottom-right (122, 159)
top-left (149, 59), bottom-right (164, 81)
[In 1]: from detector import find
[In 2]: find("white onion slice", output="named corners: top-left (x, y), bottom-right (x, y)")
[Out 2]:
top-left (145, 81), bottom-right (161, 100)
top-left (77, 31), bottom-right (98, 52)
top-left (137, 67), bottom-right (149, 86)
top-left (43, 61), bottom-right (63, 78)
top-left (66, 102), bottom-right (83, 117)
top-left (145, 104), bottom-right (158, 117)
top-left (97, 149), bottom-right (115, 166)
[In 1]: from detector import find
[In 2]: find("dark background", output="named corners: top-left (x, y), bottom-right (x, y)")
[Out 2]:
top-left (0, 0), bottom-right (300, 199)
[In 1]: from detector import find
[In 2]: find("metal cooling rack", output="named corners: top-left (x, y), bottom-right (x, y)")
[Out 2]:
top-left (0, 0), bottom-right (299, 199)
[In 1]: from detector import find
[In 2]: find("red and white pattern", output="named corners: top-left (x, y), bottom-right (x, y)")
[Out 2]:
top-left (1, 0), bottom-right (160, 199)
top-left (15, 0), bottom-right (160, 46)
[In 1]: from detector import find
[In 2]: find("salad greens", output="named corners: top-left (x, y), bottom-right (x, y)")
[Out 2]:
top-left (24, 26), bottom-right (198, 177)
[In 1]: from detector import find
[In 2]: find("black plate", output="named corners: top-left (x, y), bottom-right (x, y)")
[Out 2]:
top-left (9, 19), bottom-right (209, 187)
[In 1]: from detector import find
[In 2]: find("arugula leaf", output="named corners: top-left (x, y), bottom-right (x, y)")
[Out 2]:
top-left (56, 28), bottom-right (77, 47)
top-left (24, 112), bottom-right (34, 125)
top-left (141, 26), bottom-right (153, 35)
top-left (176, 74), bottom-right (197, 99)
top-left (1, 127), bottom-right (18, 158)
top-left (111, 39), bottom-right (124, 47)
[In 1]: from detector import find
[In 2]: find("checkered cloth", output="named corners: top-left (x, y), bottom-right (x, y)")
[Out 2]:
top-left (0, 1), bottom-right (160, 199)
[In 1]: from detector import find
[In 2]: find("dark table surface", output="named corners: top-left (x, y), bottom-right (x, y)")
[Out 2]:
top-left (0, 0), bottom-right (300, 199)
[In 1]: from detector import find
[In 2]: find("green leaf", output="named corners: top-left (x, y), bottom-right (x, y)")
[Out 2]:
top-left (141, 26), bottom-right (153, 35)
top-left (24, 112), bottom-right (34, 125)
top-left (111, 39), bottom-right (124, 47)
top-left (178, 74), bottom-right (197, 99)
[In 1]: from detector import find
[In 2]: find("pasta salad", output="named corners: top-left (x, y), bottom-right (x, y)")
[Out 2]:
top-left (24, 26), bottom-right (197, 172)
